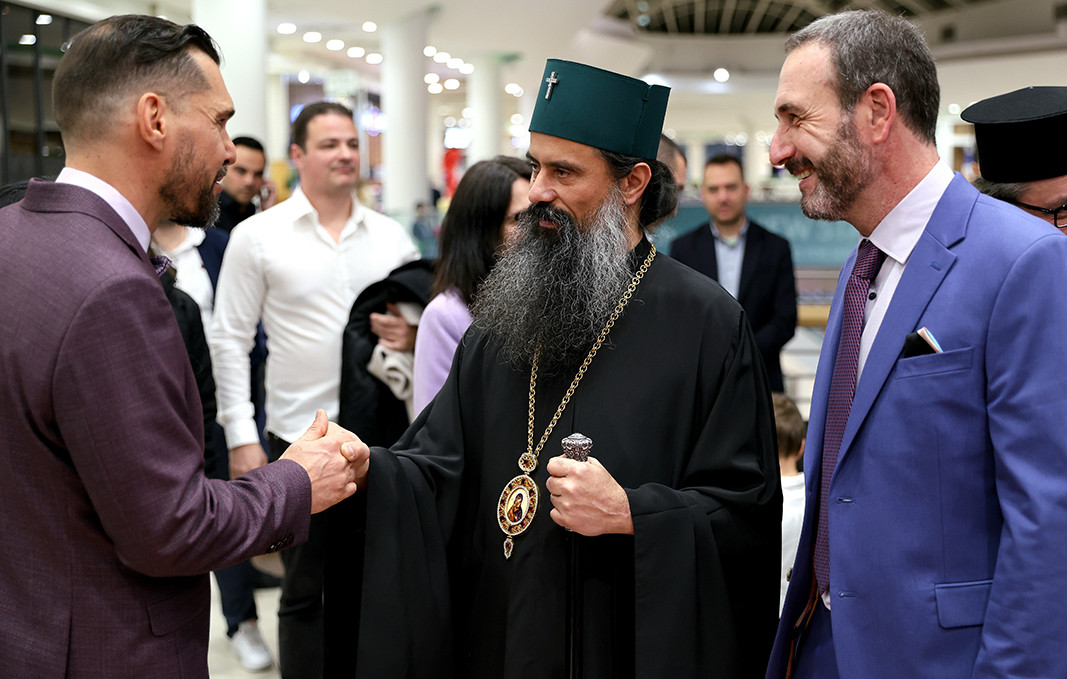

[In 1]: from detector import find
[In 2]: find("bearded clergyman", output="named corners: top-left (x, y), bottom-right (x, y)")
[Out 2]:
top-left (321, 59), bottom-right (782, 679)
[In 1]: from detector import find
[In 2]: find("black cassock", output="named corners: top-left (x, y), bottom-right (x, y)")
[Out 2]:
top-left (324, 240), bottom-right (782, 679)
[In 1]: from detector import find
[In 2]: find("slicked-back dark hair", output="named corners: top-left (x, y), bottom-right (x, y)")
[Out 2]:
top-left (597, 149), bottom-right (679, 233)
top-left (434, 156), bottom-right (532, 303)
top-left (232, 136), bottom-right (265, 154)
top-left (786, 9), bottom-right (939, 145)
top-left (291, 102), bottom-right (355, 150)
top-left (53, 15), bottom-right (220, 143)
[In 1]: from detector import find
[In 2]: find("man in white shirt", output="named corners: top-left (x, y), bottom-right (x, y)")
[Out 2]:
top-left (209, 101), bottom-right (418, 679)
top-left (766, 10), bottom-right (1067, 679)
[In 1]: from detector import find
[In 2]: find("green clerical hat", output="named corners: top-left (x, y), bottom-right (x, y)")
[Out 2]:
top-left (961, 86), bottom-right (1067, 183)
top-left (529, 59), bottom-right (670, 161)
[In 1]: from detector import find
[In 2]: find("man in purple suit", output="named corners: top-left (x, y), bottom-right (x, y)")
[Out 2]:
top-left (0, 15), bottom-right (369, 678)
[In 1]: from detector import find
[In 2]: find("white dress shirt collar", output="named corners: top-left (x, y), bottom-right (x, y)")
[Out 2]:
top-left (867, 162), bottom-right (955, 268)
top-left (284, 185), bottom-right (372, 238)
top-left (856, 161), bottom-right (956, 385)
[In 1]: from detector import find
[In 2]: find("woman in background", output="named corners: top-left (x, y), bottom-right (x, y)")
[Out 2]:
top-left (412, 156), bottom-right (531, 412)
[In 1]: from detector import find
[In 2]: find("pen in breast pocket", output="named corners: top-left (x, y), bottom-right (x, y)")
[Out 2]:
top-left (917, 326), bottom-right (943, 353)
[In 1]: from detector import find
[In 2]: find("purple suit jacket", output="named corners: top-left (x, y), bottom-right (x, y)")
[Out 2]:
top-left (0, 180), bottom-right (312, 678)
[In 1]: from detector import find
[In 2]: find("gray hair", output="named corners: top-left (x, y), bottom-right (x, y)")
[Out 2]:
top-left (972, 176), bottom-right (1027, 203)
top-left (786, 9), bottom-right (939, 145)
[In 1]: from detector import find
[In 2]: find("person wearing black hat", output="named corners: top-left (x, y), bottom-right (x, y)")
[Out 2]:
top-left (766, 10), bottom-right (1067, 679)
top-left (321, 59), bottom-right (781, 679)
top-left (963, 86), bottom-right (1067, 232)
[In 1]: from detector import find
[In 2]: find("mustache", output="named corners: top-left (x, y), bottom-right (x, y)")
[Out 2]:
top-left (520, 202), bottom-right (575, 228)
top-left (783, 157), bottom-right (812, 177)
top-left (214, 167), bottom-right (228, 182)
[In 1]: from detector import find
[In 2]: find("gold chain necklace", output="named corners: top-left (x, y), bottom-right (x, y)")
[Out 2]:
top-left (497, 243), bottom-right (657, 559)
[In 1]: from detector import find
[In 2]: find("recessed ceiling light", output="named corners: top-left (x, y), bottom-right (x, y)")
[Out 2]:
top-left (366, 53), bottom-right (383, 65)
top-left (444, 78), bottom-right (460, 90)
top-left (428, 82), bottom-right (444, 94)
top-left (326, 39), bottom-right (345, 51)
top-left (277, 22), bottom-right (297, 35)
top-left (433, 51), bottom-right (450, 64)
top-left (348, 46), bottom-right (365, 58)
top-left (424, 46), bottom-right (437, 57)
top-left (447, 57), bottom-right (463, 70)
top-left (297, 70), bottom-right (311, 84)
top-left (459, 63), bottom-right (474, 75)
top-left (303, 31), bottom-right (322, 43)
top-left (424, 73), bottom-right (440, 84)
top-left (36, 14), bottom-right (53, 25)
top-left (713, 68), bottom-right (730, 82)
top-left (362, 21), bottom-right (377, 33)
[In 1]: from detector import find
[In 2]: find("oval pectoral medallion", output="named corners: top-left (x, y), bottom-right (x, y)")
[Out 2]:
top-left (498, 474), bottom-right (539, 558)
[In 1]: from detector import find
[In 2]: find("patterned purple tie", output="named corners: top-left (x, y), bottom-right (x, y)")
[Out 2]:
top-left (813, 238), bottom-right (885, 596)
top-left (150, 255), bottom-right (172, 279)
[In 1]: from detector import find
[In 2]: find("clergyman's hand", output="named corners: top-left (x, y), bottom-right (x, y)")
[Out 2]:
top-left (280, 409), bottom-right (370, 513)
top-left (230, 442), bottom-right (268, 479)
top-left (544, 455), bottom-right (634, 536)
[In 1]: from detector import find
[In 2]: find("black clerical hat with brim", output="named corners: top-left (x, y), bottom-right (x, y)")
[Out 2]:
top-left (961, 86), bottom-right (1067, 183)
top-left (529, 59), bottom-right (670, 162)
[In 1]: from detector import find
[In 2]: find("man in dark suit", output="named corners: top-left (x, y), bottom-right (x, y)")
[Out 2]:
top-left (215, 135), bottom-right (276, 234)
top-left (0, 15), bottom-right (368, 678)
top-left (670, 154), bottom-right (797, 391)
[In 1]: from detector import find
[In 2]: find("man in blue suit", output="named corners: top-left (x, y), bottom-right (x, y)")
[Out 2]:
top-left (766, 9), bottom-right (1067, 679)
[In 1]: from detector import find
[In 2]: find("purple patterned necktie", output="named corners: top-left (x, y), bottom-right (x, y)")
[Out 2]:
top-left (813, 238), bottom-right (885, 596)
top-left (150, 255), bottom-right (172, 279)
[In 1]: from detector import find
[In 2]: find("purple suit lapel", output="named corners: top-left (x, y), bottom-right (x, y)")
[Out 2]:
top-left (21, 178), bottom-right (151, 270)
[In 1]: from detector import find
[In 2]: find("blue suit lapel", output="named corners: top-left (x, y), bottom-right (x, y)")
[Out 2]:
top-left (835, 174), bottom-right (972, 470)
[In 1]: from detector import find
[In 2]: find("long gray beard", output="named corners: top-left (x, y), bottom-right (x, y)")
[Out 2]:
top-left (472, 186), bottom-right (636, 375)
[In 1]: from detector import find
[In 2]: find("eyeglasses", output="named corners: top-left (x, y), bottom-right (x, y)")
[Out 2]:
top-left (1010, 199), bottom-right (1067, 228)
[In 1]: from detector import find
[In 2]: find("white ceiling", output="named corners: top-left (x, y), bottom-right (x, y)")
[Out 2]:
top-left (21, 0), bottom-right (1067, 141)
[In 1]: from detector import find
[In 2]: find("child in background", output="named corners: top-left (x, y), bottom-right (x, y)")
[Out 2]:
top-left (773, 392), bottom-right (806, 615)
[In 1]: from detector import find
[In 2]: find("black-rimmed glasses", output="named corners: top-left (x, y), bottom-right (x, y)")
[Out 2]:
top-left (1011, 199), bottom-right (1067, 228)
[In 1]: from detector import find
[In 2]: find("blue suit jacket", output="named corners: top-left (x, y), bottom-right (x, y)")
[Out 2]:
top-left (768, 174), bottom-right (1067, 679)
top-left (196, 226), bottom-right (229, 291)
